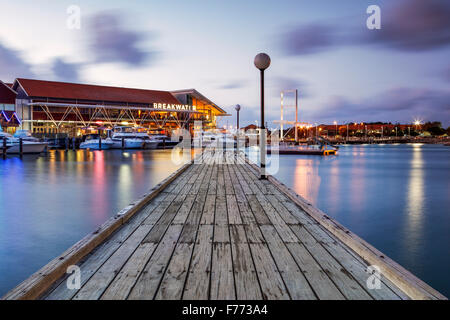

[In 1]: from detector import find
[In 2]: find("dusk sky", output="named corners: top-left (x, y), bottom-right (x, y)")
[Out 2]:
top-left (0, 0), bottom-right (449, 127)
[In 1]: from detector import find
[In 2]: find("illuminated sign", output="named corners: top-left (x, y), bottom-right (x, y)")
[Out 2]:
top-left (152, 103), bottom-right (196, 111)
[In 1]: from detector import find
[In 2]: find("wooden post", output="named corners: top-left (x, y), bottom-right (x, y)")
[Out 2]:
top-left (121, 137), bottom-right (125, 150)
top-left (99, 136), bottom-right (102, 150)
top-left (19, 138), bottom-right (23, 158)
top-left (2, 137), bottom-right (6, 159)
top-left (163, 138), bottom-right (166, 149)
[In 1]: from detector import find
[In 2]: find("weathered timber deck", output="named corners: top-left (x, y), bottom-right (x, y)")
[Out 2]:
top-left (3, 150), bottom-right (446, 300)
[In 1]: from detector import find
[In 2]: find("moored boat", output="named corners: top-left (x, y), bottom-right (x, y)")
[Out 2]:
top-left (0, 131), bottom-right (48, 154)
top-left (79, 134), bottom-right (113, 150)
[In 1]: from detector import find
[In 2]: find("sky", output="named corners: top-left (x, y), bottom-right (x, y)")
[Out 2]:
top-left (0, 0), bottom-right (449, 127)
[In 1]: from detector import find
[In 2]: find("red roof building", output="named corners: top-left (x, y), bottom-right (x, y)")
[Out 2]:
top-left (6, 78), bottom-right (226, 136)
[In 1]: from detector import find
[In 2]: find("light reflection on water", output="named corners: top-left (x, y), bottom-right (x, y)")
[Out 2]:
top-left (0, 149), bottom-right (191, 295)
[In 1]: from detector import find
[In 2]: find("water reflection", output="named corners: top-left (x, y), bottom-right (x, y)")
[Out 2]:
top-left (404, 144), bottom-right (425, 248)
top-left (293, 159), bottom-right (320, 205)
top-left (0, 149), bottom-right (184, 296)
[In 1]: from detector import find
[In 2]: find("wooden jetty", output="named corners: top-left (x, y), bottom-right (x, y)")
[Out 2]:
top-left (3, 151), bottom-right (446, 300)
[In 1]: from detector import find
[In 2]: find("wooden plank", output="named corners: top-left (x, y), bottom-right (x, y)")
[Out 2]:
top-left (73, 224), bottom-right (154, 300)
top-left (248, 243), bottom-right (290, 300)
top-left (247, 195), bottom-right (271, 225)
top-left (200, 194), bottom-right (216, 225)
top-left (155, 243), bottom-right (194, 300)
top-left (233, 165), bottom-right (253, 195)
top-left (223, 165), bottom-right (235, 195)
top-left (244, 224), bottom-right (266, 244)
top-left (214, 195), bottom-right (228, 226)
top-left (207, 165), bottom-right (218, 195)
top-left (289, 225), bottom-right (372, 300)
top-left (171, 194), bottom-right (196, 225)
top-left (231, 243), bottom-right (262, 300)
top-left (100, 243), bottom-right (157, 300)
top-left (141, 194), bottom-right (177, 225)
top-left (259, 225), bottom-right (316, 300)
top-left (229, 224), bottom-right (262, 299)
top-left (256, 194), bottom-right (299, 242)
top-left (183, 225), bottom-right (213, 300)
top-left (128, 225), bottom-right (183, 300)
top-left (216, 165), bottom-right (225, 196)
top-left (286, 242), bottom-right (345, 300)
top-left (46, 216), bottom-right (148, 300)
top-left (265, 194), bottom-right (301, 225)
top-left (229, 225), bottom-right (247, 244)
top-left (299, 223), bottom-right (403, 300)
top-left (214, 225), bottom-right (230, 244)
top-left (226, 194), bottom-right (242, 224)
top-left (228, 165), bottom-right (256, 225)
top-left (210, 243), bottom-right (235, 300)
top-left (143, 197), bottom-right (187, 243)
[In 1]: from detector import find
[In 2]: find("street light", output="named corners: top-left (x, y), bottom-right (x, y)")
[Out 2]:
top-left (254, 53), bottom-right (271, 180)
top-left (235, 104), bottom-right (241, 157)
top-left (334, 121), bottom-right (337, 139)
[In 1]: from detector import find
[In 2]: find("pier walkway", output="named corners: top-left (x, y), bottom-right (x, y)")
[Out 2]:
top-left (3, 151), bottom-right (446, 300)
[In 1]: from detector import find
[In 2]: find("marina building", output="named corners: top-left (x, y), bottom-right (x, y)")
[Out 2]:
top-left (1, 78), bottom-right (227, 137)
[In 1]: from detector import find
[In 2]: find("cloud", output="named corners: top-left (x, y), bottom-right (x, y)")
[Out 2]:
top-left (0, 41), bottom-right (34, 81)
top-left (88, 12), bottom-right (157, 66)
top-left (444, 66), bottom-right (450, 82)
top-left (217, 80), bottom-right (247, 90)
top-left (365, 0), bottom-right (450, 51)
top-left (280, 0), bottom-right (450, 55)
top-left (281, 24), bottom-right (338, 56)
top-left (51, 58), bottom-right (80, 82)
top-left (272, 76), bottom-right (310, 97)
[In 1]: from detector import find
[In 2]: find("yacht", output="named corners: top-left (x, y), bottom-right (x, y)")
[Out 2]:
top-left (79, 134), bottom-right (113, 150)
top-left (0, 131), bottom-right (47, 154)
top-left (150, 134), bottom-right (178, 148)
top-left (109, 127), bottom-right (147, 149)
top-left (13, 130), bottom-right (42, 142)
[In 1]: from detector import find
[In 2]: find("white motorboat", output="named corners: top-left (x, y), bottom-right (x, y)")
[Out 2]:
top-left (79, 135), bottom-right (113, 150)
top-left (109, 127), bottom-right (147, 149)
top-left (13, 130), bottom-right (41, 142)
top-left (0, 131), bottom-right (47, 154)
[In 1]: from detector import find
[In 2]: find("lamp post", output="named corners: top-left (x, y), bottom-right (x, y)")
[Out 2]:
top-left (254, 53), bottom-right (271, 180)
top-left (334, 121), bottom-right (337, 139)
top-left (235, 104), bottom-right (241, 157)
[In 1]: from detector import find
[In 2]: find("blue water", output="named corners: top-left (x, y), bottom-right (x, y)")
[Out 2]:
top-left (0, 149), bottom-right (186, 296)
top-left (0, 145), bottom-right (448, 297)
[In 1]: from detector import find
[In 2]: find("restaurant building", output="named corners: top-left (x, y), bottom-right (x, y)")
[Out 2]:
top-left (5, 78), bottom-right (227, 137)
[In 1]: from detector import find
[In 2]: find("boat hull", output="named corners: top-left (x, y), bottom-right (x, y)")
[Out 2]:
top-left (79, 140), bottom-right (113, 150)
top-left (0, 142), bottom-right (47, 154)
top-left (110, 139), bottom-right (144, 149)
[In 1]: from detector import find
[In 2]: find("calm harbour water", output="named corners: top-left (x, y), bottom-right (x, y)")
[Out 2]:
top-left (0, 145), bottom-right (449, 297)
